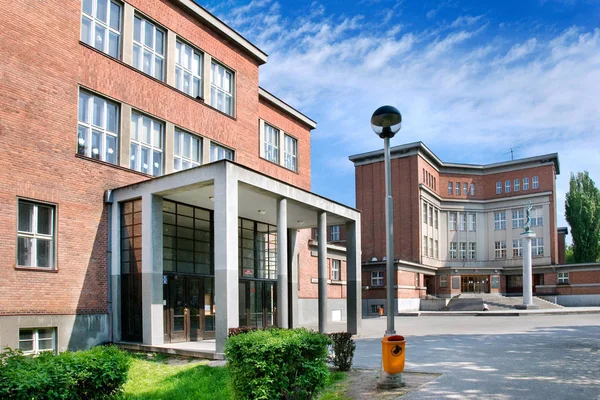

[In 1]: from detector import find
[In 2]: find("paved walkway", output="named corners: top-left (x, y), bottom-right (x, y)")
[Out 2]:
top-left (353, 314), bottom-right (600, 399)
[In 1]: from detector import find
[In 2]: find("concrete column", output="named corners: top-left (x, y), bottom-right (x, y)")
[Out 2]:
top-left (202, 138), bottom-right (212, 164)
top-left (518, 231), bottom-right (537, 309)
top-left (318, 211), bottom-right (327, 333)
top-left (110, 200), bottom-right (122, 342)
top-left (276, 198), bottom-right (288, 328)
top-left (119, 104), bottom-right (132, 169)
top-left (278, 128), bottom-right (286, 168)
top-left (258, 119), bottom-right (265, 159)
top-left (164, 122), bottom-right (175, 174)
top-left (141, 194), bottom-right (164, 345)
top-left (214, 166), bottom-right (239, 352)
top-left (122, 3), bottom-right (135, 65)
top-left (203, 54), bottom-right (212, 104)
top-left (346, 219), bottom-right (362, 335)
top-left (288, 229), bottom-right (299, 328)
top-left (166, 30), bottom-right (177, 87)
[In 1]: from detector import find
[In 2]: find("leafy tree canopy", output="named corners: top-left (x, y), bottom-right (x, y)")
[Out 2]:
top-left (565, 171), bottom-right (600, 263)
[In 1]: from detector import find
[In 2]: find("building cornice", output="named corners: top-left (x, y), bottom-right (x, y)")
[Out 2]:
top-left (258, 87), bottom-right (317, 130)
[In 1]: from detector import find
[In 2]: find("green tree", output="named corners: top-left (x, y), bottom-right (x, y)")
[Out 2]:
top-left (565, 245), bottom-right (575, 264)
top-left (565, 171), bottom-right (600, 263)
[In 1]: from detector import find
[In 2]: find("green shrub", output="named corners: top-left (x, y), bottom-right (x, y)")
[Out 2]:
top-left (326, 332), bottom-right (356, 371)
top-left (225, 328), bottom-right (331, 400)
top-left (0, 345), bottom-right (130, 399)
top-left (228, 326), bottom-right (259, 337)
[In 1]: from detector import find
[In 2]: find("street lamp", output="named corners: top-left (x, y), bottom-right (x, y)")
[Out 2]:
top-left (371, 105), bottom-right (404, 388)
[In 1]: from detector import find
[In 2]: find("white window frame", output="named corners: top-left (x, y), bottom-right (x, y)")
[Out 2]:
top-left (448, 182), bottom-right (453, 195)
top-left (523, 177), bottom-right (529, 190)
top-left (434, 210), bottom-right (439, 229)
top-left (455, 182), bottom-right (460, 195)
top-left (422, 202), bottom-right (428, 224)
top-left (468, 213), bottom-right (476, 231)
top-left (449, 242), bottom-right (457, 259)
top-left (331, 259), bottom-right (341, 281)
top-left (210, 61), bottom-right (234, 115)
top-left (133, 14), bottom-right (165, 80)
top-left (434, 240), bottom-right (439, 259)
top-left (78, 89), bottom-right (119, 164)
top-left (505, 180), bottom-right (511, 193)
top-left (531, 207), bottom-right (543, 226)
top-left (533, 237), bottom-right (544, 256)
top-left (130, 112), bottom-right (163, 176)
top-left (494, 241), bottom-right (507, 259)
top-left (81, 0), bottom-right (122, 58)
top-left (533, 176), bottom-right (539, 189)
top-left (173, 129), bottom-right (201, 171)
top-left (558, 271), bottom-right (569, 284)
top-left (210, 142), bottom-right (234, 162)
top-left (331, 225), bottom-right (340, 241)
top-left (371, 271), bottom-right (384, 287)
top-left (496, 181), bottom-right (502, 194)
top-left (423, 235), bottom-right (428, 256)
top-left (514, 179), bottom-right (520, 192)
top-left (459, 242), bottom-right (467, 259)
top-left (440, 275), bottom-right (448, 288)
top-left (175, 40), bottom-right (203, 98)
top-left (470, 183), bottom-right (475, 196)
top-left (449, 212), bottom-right (457, 231)
top-left (513, 239), bottom-right (523, 257)
top-left (468, 242), bottom-right (476, 260)
top-left (512, 209), bottom-right (524, 229)
top-left (429, 238), bottom-right (434, 258)
top-left (263, 123), bottom-right (279, 163)
top-left (17, 200), bottom-right (55, 269)
top-left (429, 205), bottom-right (434, 226)
top-left (283, 134), bottom-right (298, 172)
top-left (458, 213), bottom-right (466, 231)
top-left (462, 183), bottom-right (468, 196)
top-left (18, 328), bottom-right (56, 355)
top-left (494, 211), bottom-right (506, 230)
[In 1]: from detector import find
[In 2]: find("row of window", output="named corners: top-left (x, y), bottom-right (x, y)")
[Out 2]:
top-left (369, 271), bottom-right (421, 287)
top-left (263, 122), bottom-right (299, 172)
top-left (449, 212), bottom-right (476, 231)
top-left (422, 201), bottom-right (440, 229)
top-left (449, 242), bottom-right (477, 260)
top-left (493, 208), bottom-right (543, 230)
top-left (496, 176), bottom-right (539, 194)
top-left (81, 0), bottom-right (235, 115)
top-left (422, 169), bottom-right (436, 191)
top-left (423, 236), bottom-right (440, 259)
top-left (493, 238), bottom-right (544, 259)
top-left (312, 225), bottom-right (342, 242)
top-left (448, 181), bottom-right (475, 196)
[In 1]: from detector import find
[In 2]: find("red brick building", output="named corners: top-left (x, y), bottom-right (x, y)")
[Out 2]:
top-left (0, 0), bottom-right (360, 354)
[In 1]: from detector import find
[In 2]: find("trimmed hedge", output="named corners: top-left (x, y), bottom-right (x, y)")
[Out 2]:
top-left (0, 345), bottom-right (130, 399)
top-left (327, 332), bottom-right (356, 371)
top-left (225, 328), bottom-right (331, 400)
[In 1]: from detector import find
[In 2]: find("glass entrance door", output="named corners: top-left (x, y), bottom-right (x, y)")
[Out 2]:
top-left (165, 276), bottom-right (214, 343)
top-left (239, 280), bottom-right (277, 328)
top-left (461, 275), bottom-right (490, 293)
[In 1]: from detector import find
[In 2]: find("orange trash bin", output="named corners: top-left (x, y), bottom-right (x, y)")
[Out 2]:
top-left (381, 335), bottom-right (406, 374)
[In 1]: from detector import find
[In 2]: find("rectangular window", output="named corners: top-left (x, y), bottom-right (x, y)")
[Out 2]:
top-left (514, 179), bottom-right (520, 192)
top-left (523, 177), bottom-right (529, 190)
top-left (513, 239), bottom-right (523, 257)
top-left (533, 176), bottom-right (539, 189)
top-left (210, 62), bottom-right (234, 115)
top-left (494, 211), bottom-right (506, 230)
top-left (449, 212), bottom-right (457, 231)
top-left (17, 201), bottom-right (56, 269)
top-left (558, 271), bottom-right (569, 284)
top-left (462, 183), bottom-right (468, 196)
top-left (531, 207), bottom-right (543, 226)
top-left (468, 242), bottom-right (476, 259)
top-left (434, 210), bottom-right (439, 229)
top-left (505, 180), bottom-right (511, 193)
top-left (468, 213), bottom-right (476, 231)
top-left (533, 237), bottom-right (544, 256)
top-left (130, 112), bottom-right (163, 176)
top-left (440, 275), bottom-right (448, 288)
top-left (512, 209), bottom-right (525, 229)
top-left (371, 271), bottom-right (384, 287)
top-left (77, 89), bottom-right (119, 165)
top-left (422, 202), bottom-right (428, 224)
top-left (173, 129), bottom-right (201, 171)
top-left (435, 240), bottom-right (439, 259)
top-left (19, 328), bottom-right (56, 355)
top-left (429, 238), bottom-right (434, 257)
top-left (458, 213), bottom-right (466, 231)
top-left (496, 181), bottom-right (502, 194)
top-left (423, 235), bottom-right (428, 256)
top-left (429, 206), bottom-right (433, 226)
top-left (459, 242), bottom-right (467, 259)
top-left (494, 241), bottom-right (507, 259)
top-left (331, 259), bottom-right (340, 281)
top-left (470, 183), bottom-right (475, 196)
top-left (209, 143), bottom-right (234, 162)
top-left (133, 15), bottom-right (165, 80)
top-left (263, 123), bottom-right (279, 163)
top-left (455, 182), bottom-right (460, 195)
top-left (449, 242), bottom-right (457, 259)
top-left (81, 0), bottom-right (122, 58)
top-left (283, 134), bottom-right (298, 172)
top-left (448, 182), bottom-right (453, 195)
top-left (175, 40), bottom-right (203, 98)
top-left (331, 225), bottom-right (340, 241)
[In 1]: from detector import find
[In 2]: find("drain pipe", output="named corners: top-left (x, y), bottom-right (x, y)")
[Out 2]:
top-left (104, 189), bottom-right (114, 343)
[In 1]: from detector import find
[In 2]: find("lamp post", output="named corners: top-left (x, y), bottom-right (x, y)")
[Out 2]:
top-left (371, 106), bottom-right (404, 388)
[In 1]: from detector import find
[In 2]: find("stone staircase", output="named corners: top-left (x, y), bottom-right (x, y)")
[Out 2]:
top-left (445, 294), bottom-right (563, 311)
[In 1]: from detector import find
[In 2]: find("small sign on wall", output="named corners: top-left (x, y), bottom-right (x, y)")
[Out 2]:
top-left (452, 277), bottom-right (460, 289)
top-left (491, 276), bottom-right (500, 289)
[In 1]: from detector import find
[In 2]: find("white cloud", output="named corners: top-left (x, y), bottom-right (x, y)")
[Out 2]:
top-left (500, 38), bottom-right (537, 64)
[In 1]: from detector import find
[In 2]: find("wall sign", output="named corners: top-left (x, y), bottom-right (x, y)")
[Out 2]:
top-left (452, 277), bottom-right (460, 289)
top-left (491, 276), bottom-right (500, 289)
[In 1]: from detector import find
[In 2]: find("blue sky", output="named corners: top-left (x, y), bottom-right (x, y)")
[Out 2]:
top-left (204, 0), bottom-right (600, 234)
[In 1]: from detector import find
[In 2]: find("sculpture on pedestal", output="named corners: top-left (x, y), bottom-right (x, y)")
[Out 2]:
top-left (524, 200), bottom-right (532, 232)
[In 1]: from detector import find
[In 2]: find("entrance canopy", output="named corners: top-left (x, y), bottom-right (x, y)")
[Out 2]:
top-left (108, 160), bottom-right (361, 352)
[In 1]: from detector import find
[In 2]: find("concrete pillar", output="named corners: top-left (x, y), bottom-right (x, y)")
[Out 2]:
top-left (346, 219), bottom-right (362, 335)
top-left (518, 231), bottom-right (537, 309)
top-left (288, 229), bottom-right (299, 328)
top-left (141, 194), bottom-right (164, 345)
top-left (203, 138), bottom-right (212, 164)
top-left (214, 166), bottom-right (239, 352)
top-left (277, 198), bottom-right (288, 328)
top-left (119, 104), bottom-right (132, 169)
top-left (122, 3), bottom-right (135, 65)
top-left (318, 211), bottom-right (327, 333)
top-left (164, 122), bottom-right (175, 174)
top-left (166, 30), bottom-right (177, 87)
top-left (110, 200), bottom-right (122, 342)
top-left (203, 54), bottom-right (212, 104)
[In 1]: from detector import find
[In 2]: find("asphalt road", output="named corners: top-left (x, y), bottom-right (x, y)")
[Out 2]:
top-left (353, 314), bottom-right (600, 399)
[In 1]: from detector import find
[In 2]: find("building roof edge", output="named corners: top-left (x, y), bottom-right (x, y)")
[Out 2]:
top-left (259, 87), bottom-right (317, 130)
